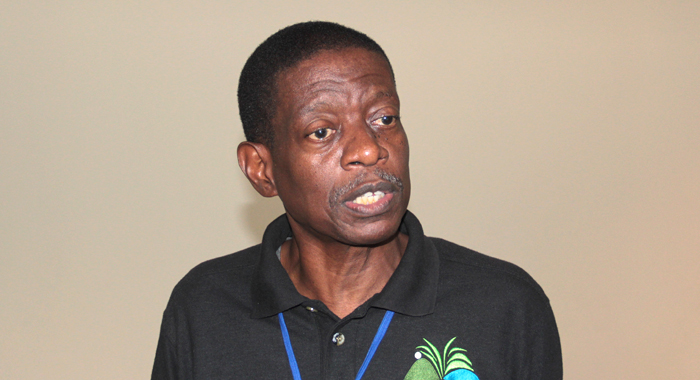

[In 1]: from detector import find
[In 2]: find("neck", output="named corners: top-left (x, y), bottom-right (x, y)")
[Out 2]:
top-left (280, 230), bottom-right (408, 319)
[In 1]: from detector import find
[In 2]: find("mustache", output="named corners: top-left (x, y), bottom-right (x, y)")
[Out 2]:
top-left (330, 168), bottom-right (404, 206)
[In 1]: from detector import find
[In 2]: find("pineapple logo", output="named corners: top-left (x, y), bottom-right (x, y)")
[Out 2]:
top-left (403, 337), bottom-right (479, 380)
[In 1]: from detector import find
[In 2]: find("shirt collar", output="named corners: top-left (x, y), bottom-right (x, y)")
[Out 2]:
top-left (249, 210), bottom-right (439, 319)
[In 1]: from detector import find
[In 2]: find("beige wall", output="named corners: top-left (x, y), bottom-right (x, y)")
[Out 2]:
top-left (2, 1), bottom-right (698, 378)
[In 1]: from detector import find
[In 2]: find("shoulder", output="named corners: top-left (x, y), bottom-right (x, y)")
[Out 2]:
top-left (182, 244), bottom-right (261, 281)
top-left (426, 237), bottom-right (562, 379)
top-left (166, 245), bottom-right (261, 309)
top-left (154, 245), bottom-right (266, 371)
top-left (429, 237), bottom-right (550, 303)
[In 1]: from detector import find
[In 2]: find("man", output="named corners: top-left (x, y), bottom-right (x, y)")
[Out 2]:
top-left (152, 21), bottom-right (562, 380)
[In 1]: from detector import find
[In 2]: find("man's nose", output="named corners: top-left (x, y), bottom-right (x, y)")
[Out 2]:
top-left (340, 122), bottom-right (388, 169)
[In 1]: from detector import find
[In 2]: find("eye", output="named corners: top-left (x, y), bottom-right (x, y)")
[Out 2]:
top-left (380, 116), bottom-right (395, 125)
top-left (371, 115), bottom-right (399, 127)
top-left (307, 127), bottom-right (334, 141)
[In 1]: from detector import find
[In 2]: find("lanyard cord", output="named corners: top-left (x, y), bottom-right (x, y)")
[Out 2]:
top-left (278, 310), bottom-right (395, 380)
top-left (355, 310), bottom-right (394, 380)
top-left (278, 312), bottom-right (302, 380)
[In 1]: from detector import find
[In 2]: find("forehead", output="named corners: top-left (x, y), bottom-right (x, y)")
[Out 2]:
top-left (273, 48), bottom-right (397, 114)
top-left (282, 47), bottom-right (393, 83)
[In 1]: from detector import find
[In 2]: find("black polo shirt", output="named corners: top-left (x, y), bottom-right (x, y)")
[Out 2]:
top-left (152, 211), bottom-right (562, 380)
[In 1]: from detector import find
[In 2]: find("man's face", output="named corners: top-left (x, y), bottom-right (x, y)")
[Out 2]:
top-left (269, 47), bottom-right (410, 246)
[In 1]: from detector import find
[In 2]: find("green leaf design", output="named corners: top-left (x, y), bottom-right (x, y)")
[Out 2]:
top-left (416, 345), bottom-right (440, 376)
top-left (447, 347), bottom-right (472, 366)
top-left (444, 337), bottom-right (457, 358)
top-left (416, 344), bottom-right (436, 363)
top-left (445, 352), bottom-right (474, 373)
top-left (416, 337), bottom-right (476, 378)
top-left (425, 339), bottom-right (444, 378)
top-left (448, 346), bottom-right (468, 357)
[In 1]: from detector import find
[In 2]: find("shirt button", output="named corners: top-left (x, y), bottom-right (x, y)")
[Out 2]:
top-left (305, 306), bottom-right (317, 312)
top-left (332, 332), bottom-right (345, 346)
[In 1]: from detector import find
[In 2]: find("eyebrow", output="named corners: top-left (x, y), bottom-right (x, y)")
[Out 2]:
top-left (296, 88), bottom-right (395, 116)
top-left (375, 91), bottom-right (392, 99)
top-left (299, 101), bottom-right (332, 116)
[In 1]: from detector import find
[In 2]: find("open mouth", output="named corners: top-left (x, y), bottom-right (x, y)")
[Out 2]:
top-left (352, 191), bottom-right (386, 205)
top-left (331, 168), bottom-right (405, 210)
top-left (340, 181), bottom-right (398, 215)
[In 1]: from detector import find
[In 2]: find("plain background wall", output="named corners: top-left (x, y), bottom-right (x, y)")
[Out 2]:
top-left (2, 1), bottom-right (698, 379)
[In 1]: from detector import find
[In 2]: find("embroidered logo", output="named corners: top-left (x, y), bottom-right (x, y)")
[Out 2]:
top-left (403, 337), bottom-right (479, 380)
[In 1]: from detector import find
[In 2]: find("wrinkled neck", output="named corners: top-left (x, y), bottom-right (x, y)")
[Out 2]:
top-left (280, 231), bottom-right (408, 319)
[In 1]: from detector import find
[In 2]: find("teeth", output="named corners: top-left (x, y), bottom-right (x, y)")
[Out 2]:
top-left (352, 191), bottom-right (385, 205)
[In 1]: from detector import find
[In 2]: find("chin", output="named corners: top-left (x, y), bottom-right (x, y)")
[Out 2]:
top-left (339, 217), bottom-right (403, 247)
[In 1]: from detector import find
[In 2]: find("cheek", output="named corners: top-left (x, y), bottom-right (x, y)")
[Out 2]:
top-left (278, 157), bottom-right (336, 200)
top-left (390, 132), bottom-right (410, 164)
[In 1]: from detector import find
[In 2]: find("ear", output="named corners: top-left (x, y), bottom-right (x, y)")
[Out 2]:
top-left (237, 141), bottom-right (278, 197)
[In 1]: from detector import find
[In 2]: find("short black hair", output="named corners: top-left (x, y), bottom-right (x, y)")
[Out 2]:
top-left (237, 21), bottom-right (393, 147)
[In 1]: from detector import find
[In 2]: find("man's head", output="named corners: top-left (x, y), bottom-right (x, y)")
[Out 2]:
top-left (237, 22), bottom-right (410, 246)
top-left (237, 21), bottom-right (393, 147)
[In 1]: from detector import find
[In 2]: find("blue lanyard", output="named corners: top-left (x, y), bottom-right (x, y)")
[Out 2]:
top-left (278, 310), bottom-right (395, 380)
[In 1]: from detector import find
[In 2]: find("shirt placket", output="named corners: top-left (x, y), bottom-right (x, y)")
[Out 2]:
top-left (319, 313), bottom-right (360, 380)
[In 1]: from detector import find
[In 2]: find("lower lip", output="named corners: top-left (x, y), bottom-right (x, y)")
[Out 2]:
top-left (343, 192), bottom-right (395, 214)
